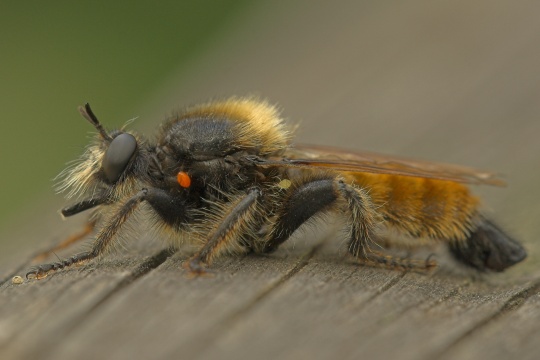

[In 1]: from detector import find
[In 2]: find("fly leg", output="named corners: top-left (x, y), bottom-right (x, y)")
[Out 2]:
top-left (261, 175), bottom-right (436, 271)
top-left (260, 176), bottom-right (346, 253)
top-left (30, 194), bottom-right (111, 262)
top-left (31, 217), bottom-right (97, 263)
top-left (26, 188), bottom-right (183, 279)
top-left (356, 250), bottom-right (436, 271)
top-left (184, 187), bottom-right (262, 276)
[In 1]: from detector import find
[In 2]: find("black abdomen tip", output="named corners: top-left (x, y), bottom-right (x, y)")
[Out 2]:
top-left (449, 218), bottom-right (526, 272)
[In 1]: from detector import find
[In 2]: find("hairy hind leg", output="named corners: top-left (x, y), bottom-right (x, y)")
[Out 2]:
top-left (336, 180), bottom-right (436, 271)
top-left (261, 175), bottom-right (436, 271)
top-left (261, 175), bottom-right (344, 253)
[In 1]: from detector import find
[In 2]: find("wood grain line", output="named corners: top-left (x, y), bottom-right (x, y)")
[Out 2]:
top-left (72, 248), bottom-right (177, 320)
top-left (185, 243), bottom-right (323, 359)
top-left (364, 272), bottom-right (407, 304)
top-left (20, 247), bottom-right (176, 360)
top-left (432, 277), bottom-right (540, 358)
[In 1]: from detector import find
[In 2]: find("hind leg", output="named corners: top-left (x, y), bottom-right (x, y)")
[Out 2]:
top-left (261, 175), bottom-right (435, 271)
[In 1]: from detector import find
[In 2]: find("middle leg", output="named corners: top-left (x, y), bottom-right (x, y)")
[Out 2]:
top-left (184, 187), bottom-right (263, 275)
top-left (261, 174), bottom-right (378, 255)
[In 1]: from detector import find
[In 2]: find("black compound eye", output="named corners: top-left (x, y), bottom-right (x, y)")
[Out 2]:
top-left (102, 133), bottom-right (137, 183)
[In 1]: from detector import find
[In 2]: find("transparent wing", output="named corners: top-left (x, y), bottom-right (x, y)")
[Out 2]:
top-left (257, 144), bottom-right (505, 186)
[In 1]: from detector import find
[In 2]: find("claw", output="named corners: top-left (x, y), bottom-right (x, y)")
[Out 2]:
top-left (425, 253), bottom-right (437, 270)
top-left (183, 258), bottom-right (214, 278)
top-left (25, 251), bottom-right (93, 280)
top-left (26, 263), bottom-right (56, 280)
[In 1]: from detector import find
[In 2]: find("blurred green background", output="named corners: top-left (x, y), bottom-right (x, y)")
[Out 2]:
top-left (0, 1), bottom-right (250, 231)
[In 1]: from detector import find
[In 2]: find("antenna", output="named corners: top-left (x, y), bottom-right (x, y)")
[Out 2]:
top-left (78, 103), bottom-right (113, 141)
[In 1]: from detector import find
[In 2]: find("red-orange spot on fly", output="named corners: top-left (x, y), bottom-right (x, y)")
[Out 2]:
top-left (177, 171), bottom-right (191, 188)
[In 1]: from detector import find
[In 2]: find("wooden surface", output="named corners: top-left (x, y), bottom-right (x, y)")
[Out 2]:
top-left (2, 1), bottom-right (540, 359)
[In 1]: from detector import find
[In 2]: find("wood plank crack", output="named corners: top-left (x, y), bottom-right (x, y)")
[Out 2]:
top-left (432, 277), bottom-right (540, 358)
top-left (185, 243), bottom-right (323, 359)
top-left (77, 247), bottom-right (177, 319)
top-left (364, 272), bottom-right (407, 304)
top-left (17, 247), bottom-right (176, 360)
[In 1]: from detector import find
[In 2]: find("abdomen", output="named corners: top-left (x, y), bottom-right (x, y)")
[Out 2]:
top-left (345, 172), bottom-right (480, 241)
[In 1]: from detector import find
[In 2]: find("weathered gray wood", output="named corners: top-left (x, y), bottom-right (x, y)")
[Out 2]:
top-left (2, 1), bottom-right (540, 360)
top-left (1, 237), bottom-right (538, 360)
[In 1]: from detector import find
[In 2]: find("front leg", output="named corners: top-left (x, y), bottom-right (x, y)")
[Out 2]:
top-left (185, 187), bottom-right (262, 275)
top-left (27, 188), bottom-right (177, 279)
top-left (31, 217), bottom-right (97, 263)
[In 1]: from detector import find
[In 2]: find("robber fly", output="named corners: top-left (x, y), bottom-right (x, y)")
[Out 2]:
top-left (26, 97), bottom-right (526, 279)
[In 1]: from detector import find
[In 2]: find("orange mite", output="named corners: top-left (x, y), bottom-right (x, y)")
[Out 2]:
top-left (177, 171), bottom-right (191, 188)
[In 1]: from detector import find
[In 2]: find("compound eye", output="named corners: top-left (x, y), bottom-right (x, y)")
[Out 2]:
top-left (102, 133), bottom-right (137, 183)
